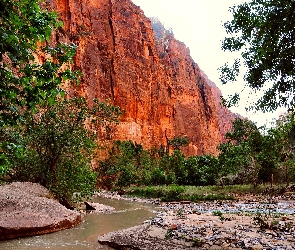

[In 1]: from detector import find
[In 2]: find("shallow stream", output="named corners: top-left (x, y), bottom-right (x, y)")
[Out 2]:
top-left (0, 196), bottom-right (157, 250)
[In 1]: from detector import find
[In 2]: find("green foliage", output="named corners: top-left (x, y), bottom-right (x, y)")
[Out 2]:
top-left (161, 184), bottom-right (185, 202)
top-left (98, 115), bottom-right (295, 191)
top-left (0, 0), bottom-right (125, 204)
top-left (97, 140), bottom-right (151, 189)
top-left (1, 97), bottom-right (121, 202)
top-left (164, 229), bottom-right (174, 240)
top-left (97, 140), bottom-right (221, 189)
top-left (220, 0), bottom-right (295, 111)
top-left (126, 185), bottom-right (185, 201)
top-left (0, 0), bottom-right (83, 188)
top-left (218, 118), bottom-right (266, 186)
top-left (97, 115), bottom-right (295, 190)
top-left (126, 185), bottom-right (234, 202)
top-left (159, 150), bottom-right (188, 185)
top-left (268, 112), bottom-right (295, 185)
top-left (150, 168), bottom-right (167, 185)
top-left (0, 0), bottom-right (80, 125)
top-left (168, 136), bottom-right (189, 150)
top-left (217, 115), bottom-right (295, 186)
top-left (212, 210), bottom-right (225, 220)
top-left (191, 238), bottom-right (204, 247)
top-left (195, 155), bottom-right (220, 186)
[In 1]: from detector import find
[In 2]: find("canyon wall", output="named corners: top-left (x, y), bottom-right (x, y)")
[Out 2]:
top-left (49, 0), bottom-right (237, 156)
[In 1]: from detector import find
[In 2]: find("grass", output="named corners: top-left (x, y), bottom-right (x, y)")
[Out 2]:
top-left (124, 184), bottom-right (291, 202)
top-left (125, 185), bottom-right (234, 202)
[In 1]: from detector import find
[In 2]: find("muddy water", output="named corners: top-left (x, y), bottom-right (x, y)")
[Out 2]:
top-left (0, 197), bottom-right (157, 250)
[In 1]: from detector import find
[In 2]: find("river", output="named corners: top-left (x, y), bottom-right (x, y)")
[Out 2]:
top-left (0, 196), bottom-right (157, 250)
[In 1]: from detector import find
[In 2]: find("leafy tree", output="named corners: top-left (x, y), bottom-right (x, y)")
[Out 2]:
top-left (269, 112), bottom-right (295, 185)
top-left (0, 0), bottom-right (125, 204)
top-left (184, 155), bottom-right (220, 186)
top-left (195, 155), bottom-right (220, 186)
top-left (0, 0), bottom-right (80, 176)
top-left (97, 140), bottom-right (153, 188)
top-left (1, 97), bottom-right (122, 203)
top-left (168, 136), bottom-right (189, 151)
top-left (220, 0), bottom-right (295, 111)
top-left (218, 119), bottom-right (265, 186)
top-left (0, 0), bottom-right (80, 124)
top-left (168, 150), bottom-right (187, 185)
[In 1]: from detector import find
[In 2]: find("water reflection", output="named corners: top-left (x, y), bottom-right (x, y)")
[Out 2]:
top-left (0, 197), bottom-right (156, 250)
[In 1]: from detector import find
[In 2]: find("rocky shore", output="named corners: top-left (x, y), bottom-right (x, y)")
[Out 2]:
top-left (98, 192), bottom-right (295, 250)
top-left (0, 182), bottom-right (83, 240)
top-left (1, 184), bottom-right (295, 249)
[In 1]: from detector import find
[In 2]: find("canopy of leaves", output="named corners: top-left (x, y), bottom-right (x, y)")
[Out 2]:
top-left (0, 1), bottom-right (124, 203)
top-left (168, 136), bottom-right (189, 150)
top-left (220, 0), bottom-right (295, 111)
top-left (217, 116), bottom-right (295, 185)
top-left (1, 97), bottom-right (122, 201)
top-left (0, 0), bottom-right (80, 125)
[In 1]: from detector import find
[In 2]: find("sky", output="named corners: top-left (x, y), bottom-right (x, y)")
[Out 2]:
top-left (131, 0), bottom-right (285, 127)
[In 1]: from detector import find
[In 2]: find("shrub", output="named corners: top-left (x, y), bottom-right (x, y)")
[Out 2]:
top-left (2, 97), bottom-right (121, 203)
top-left (161, 185), bottom-right (185, 201)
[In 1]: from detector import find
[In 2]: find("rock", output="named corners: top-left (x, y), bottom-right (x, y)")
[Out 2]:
top-left (82, 202), bottom-right (115, 214)
top-left (180, 201), bottom-right (191, 204)
top-left (95, 192), bottom-right (295, 249)
top-left (98, 224), bottom-right (193, 250)
top-left (252, 244), bottom-right (264, 250)
top-left (0, 182), bottom-right (82, 240)
top-left (49, 0), bottom-right (237, 157)
top-left (168, 224), bottom-right (178, 230)
top-left (60, 198), bottom-right (75, 210)
top-left (84, 201), bottom-right (96, 210)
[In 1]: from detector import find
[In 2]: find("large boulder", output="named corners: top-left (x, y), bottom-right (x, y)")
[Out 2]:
top-left (0, 182), bottom-right (82, 240)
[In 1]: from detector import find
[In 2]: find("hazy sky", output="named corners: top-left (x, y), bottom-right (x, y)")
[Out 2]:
top-left (131, 0), bottom-right (285, 127)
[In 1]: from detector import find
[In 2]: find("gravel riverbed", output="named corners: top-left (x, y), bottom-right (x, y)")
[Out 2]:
top-left (97, 191), bottom-right (295, 250)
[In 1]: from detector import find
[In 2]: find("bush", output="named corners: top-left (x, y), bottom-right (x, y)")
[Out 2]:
top-left (116, 163), bottom-right (136, 188)
top-left (2, 97), bottom-right (121, 203)
top-left (161, 185), bottom-right (186, 201)
top-left (97, 141), bottom-right (221, 188)
top-left (150, 168), bottom-right (167, 185)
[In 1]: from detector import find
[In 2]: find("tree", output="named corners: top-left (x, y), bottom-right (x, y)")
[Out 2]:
top-left (0, 0), bottom-right (80, 180)
top-left (220, 0), bottom-right (295, 111)
top-left (218, 119), bottom-right (265, 186)
top-left (0, 0), bottom-right (80, 125)
top-left (168, 136), bottom-right (189, 151)
top-left (269, 112), bottom-right (295, 185)
top-left (1, 97), bottom-right (121, 202)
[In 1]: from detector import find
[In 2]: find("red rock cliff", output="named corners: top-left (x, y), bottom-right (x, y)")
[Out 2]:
top-left (49, 0), bottom-right (236, 156)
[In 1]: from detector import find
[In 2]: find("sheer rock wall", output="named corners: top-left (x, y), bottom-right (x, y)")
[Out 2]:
top-left (50, 0), bottom-right (236, 155)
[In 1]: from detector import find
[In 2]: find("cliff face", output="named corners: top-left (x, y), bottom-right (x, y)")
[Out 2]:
top-left (49, 0), bottom-right (236, 156)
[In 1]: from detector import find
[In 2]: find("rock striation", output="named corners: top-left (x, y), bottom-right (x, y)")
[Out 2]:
top-left (0, 182), bottom-right (82, 240)
top-left (49, 0), bottom-right (237, 156)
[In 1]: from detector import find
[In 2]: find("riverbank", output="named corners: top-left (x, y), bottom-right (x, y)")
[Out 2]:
top-left (97, 191), bottom-right (295, 250)
top-left (0, 182), bottom-right (83, 240)
top-left (1, 183), bottom-right (295, 249)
